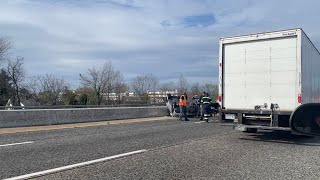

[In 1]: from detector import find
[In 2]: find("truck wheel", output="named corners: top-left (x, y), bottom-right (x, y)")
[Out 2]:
top-left (243, 128), bottom-right (257, 133)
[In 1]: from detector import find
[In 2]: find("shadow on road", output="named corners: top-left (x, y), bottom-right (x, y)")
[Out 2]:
top-left (239, 131), bottom-right (320, 146)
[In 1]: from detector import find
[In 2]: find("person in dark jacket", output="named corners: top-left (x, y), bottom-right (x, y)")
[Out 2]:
top-left (192, 95), bottom-right (200, 117)
top-left (201, 93), bottom-right (212, 122)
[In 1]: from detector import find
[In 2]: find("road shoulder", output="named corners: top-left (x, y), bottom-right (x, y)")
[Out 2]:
top-left (0, 116), bottom-right (172, 135)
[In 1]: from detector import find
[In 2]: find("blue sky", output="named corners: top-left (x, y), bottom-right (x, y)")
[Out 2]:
top-left (0, 0), bottom-right (320, 88)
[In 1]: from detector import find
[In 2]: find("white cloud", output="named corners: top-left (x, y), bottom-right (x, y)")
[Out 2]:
top-left (0, 0), bottom-right (320, 88)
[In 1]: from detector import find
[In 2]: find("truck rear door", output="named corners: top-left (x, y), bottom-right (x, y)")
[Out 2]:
top-left (223, 36), bottom-right (297, 111)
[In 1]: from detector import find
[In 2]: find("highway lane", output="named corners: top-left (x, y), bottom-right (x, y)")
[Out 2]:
top-left (0, 117), bottom-right (229, 179)
top-left (38, 130), bottom-right (320, 180)
top-left (1, 117), bottom-right (320, 180)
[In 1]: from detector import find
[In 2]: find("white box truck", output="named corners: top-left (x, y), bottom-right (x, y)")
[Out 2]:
top-left (218, 28), bottom-right (320, 132)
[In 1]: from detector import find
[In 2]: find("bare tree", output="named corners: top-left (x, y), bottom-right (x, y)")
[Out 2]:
top-left (104, 62), bottom-right (117, 105)
top-left (38, 74), bottom-right (69, 105)
top-left (131, 74), bottom-right (158, 103)
top-left (150, 74), bottom-right (159, 104)
top-left (131, 75), bottom-right (150, 97)
top-left (113, 71), bottom-right (128, 104)
top-left (0, 37), bottom-right (12, 64)
top-left (80, 67), bottom-right (105, 105)
top-left (160, 82), bottom-right (176, 95)
top-left (7, 57), bottom-right (25, 105)
top-left (190, 82), bottom-right (201, 97)
top-left (177, 74), bottom-right (188, 95)
top-left (202, 83), bottom-right (218, 101)
top-left (80, 61), bottom-right (118, 105)
top-left (25, 75), bottom-right (42, 104)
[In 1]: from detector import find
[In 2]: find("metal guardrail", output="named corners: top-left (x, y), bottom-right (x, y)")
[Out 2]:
top-left (0, 103), bottom-right (166, 110)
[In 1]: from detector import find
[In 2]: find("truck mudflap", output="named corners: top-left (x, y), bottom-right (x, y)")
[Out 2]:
top-left (234, 124), bottom-right (291, 132)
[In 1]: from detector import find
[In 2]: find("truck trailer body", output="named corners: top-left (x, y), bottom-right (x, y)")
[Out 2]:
top-left (218, 28), bottom-right (320, 132)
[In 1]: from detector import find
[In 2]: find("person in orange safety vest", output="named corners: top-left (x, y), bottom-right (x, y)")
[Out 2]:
top-left (179, 93), bottom-right (189, 121)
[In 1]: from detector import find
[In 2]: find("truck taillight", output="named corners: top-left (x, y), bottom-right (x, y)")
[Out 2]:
top-left (298, 94), bottom-right (302, 103)
top-left (218, 95), bottom-right (222, 102)
top-left (219, 63), bottom-right (222, 67)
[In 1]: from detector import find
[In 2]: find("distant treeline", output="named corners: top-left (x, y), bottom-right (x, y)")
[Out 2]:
top-left (0, 37), bottom-right (218, 106)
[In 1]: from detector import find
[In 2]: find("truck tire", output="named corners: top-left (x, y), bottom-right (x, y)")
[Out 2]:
top-left (243, 128), bottom-right (257, 133)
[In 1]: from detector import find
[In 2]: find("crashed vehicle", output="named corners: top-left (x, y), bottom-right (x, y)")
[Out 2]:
top-left (166, 95), bottom-right (203, 117)
top-left (166, 95), bottom-right (181, 117)
top-left (166, 94), bottom-right (220, 117)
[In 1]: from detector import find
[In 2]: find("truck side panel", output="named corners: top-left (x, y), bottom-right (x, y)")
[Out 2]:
top-left (301, 31), bottom-right (320, 103)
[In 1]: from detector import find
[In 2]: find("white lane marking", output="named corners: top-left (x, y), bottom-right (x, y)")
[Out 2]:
top-left (5, 149), bottom-right (147, 180)
top-left (0, 141), bottom-right (34, 147)
top-left (193, 121), bottom-right (205, 124)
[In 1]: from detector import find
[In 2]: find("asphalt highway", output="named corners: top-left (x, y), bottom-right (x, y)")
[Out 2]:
top-left (1, 117), bottom-right (319, 180)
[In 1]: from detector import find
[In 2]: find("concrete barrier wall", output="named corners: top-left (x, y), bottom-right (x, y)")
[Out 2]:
top-left (0, 106), bottom-right (168, 128)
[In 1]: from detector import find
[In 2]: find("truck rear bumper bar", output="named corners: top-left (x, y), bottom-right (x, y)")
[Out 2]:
top-left (234, 124), bottom-right (291, 132)
top-left (220, 109), bottom-right (293, 131)
top-left (221, 109), bottom-right (292, 115)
